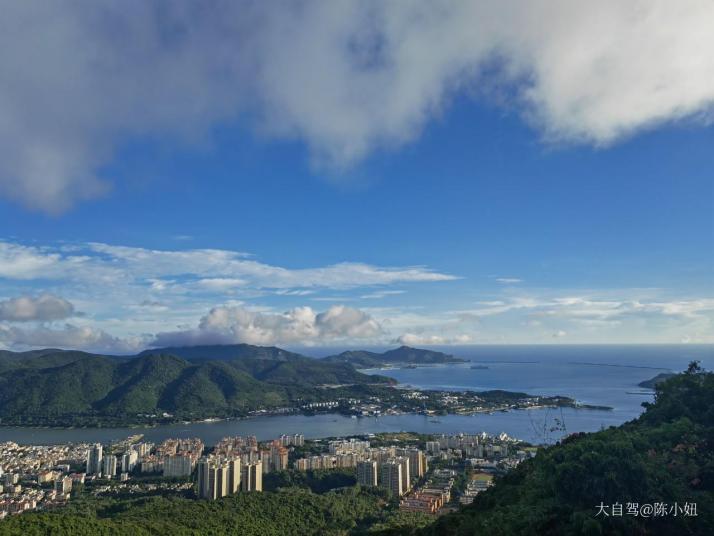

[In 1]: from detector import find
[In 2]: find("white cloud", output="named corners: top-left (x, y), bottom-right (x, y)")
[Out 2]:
top-left (196, 278), bottom-right (248, 291)
top-left (0, 294), bottom-right (75, 322)
top-left (2, 1), bottom-right (714, 211)
top-left (397, 333), bottom-right (472, 346)
top-left (360, 290), bottom-right (406, 299)
top-left (152, 304), bottom-right (383, 347)
top-left (496, 278), bottom-right (523, 284)
top-left (0, 323), bottom-right (142, 353)
top-left (445, 292), bottom-right (714, 343)
top-left (0, 242), bottom-right (63, 279)
top-left (459, 295), bottom-right (714, 322)
top-left (0, 240), bottom-right (456, 289)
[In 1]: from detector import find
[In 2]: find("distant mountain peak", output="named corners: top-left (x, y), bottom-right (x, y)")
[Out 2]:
top-left (323, 345), bottom-right (464, 367)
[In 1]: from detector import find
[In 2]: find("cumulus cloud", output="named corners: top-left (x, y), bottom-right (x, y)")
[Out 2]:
top-left (2, 1), bottom-right (714, 211)
top-left (0, 294), bottom-right (75, 322)
top-left (0, 323), bottom-right (142, 353)
top-left (152, 304), bottom-right (384, 347)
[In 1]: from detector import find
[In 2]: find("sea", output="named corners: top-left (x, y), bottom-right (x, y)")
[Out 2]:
top-left (1, 345), bottom-right (711, 446)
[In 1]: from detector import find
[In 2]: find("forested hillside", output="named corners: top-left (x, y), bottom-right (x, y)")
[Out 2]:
top-left (1, 365), bottom-right (711, 535)
top-left (0, 345), bottom-right (391, 426)
top-left (414, 362), bottom-right (714, 535)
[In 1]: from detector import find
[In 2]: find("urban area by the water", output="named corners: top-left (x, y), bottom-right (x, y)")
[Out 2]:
top-left (0, 430), bottom-right (534, 519)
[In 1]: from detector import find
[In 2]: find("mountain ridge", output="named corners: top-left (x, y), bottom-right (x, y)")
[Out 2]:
top-left (0, 344), bottom-right (396, 426)
top-left (322, 345), bottom-right (466, 368)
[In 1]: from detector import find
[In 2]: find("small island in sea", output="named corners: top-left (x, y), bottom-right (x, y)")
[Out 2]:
top-left (322, 345), bottom-right (467, 368)
top-left (0, 344), bottom-right (609, 428)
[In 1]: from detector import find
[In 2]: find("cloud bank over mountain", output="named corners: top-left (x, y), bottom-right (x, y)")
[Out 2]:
top-left (152, 305), bottom-right (384, 347)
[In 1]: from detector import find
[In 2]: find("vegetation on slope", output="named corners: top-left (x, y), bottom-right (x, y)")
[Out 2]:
top-left (1, 365), bottom-right (711, 534)
top-left (0, 487), bottom-right (425, 536)
top-left (638, 372), bottom-right (677, 389)
top-left (0, 345), bottom-right (391, 426)
top-left (413, 362), bottom-right (714, 536)
top-left (323, 346), bottom-right (465, 368)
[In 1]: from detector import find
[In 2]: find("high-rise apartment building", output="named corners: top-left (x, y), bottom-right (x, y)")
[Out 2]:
top-left (356, 460), bottom-right (378, 487)
top-left (86, 444), bottom-right (103, 475)
top-left (121, 449), bottom-right (138, 473)
top-left (227, 457), bottom-right (241, 493)
top-left (380, 460), bottom-right (404, 497)
top-left (396, 456), bottom-right (410, 492)
top-left (198, 456), bottom-right (244, 500)
top-left (102, 454), bottom-right (118, 478)
top-left (407, 449), bottom-right (427, 479)
top-left (198, 458), bottom-right (226, 500)
top-left (270, 447), bottom-right (289, 472)
top-left (163, 454), bottom-right (194, 477)
top-left (241, 461), bottom-right (263, 492)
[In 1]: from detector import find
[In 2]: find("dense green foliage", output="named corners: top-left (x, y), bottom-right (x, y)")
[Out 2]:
top-left (0, 345), bottom-right (392, 425)
top-left (638, 372), bottom-right (677, 389)
top-left (0, 349), bottom-right (121, 374)
top-left (264, 469), bottom-right (357, 493)
top-left (323, 346), bottom-right (465, 368)
top-left (414, 364), bottom-right (714, 535)
top-left (0, 487), bottom-right (409, 536)
top-left (2, 366), bottom-right (712, 534)
top-left (138, 344), bottom-right (303, 362)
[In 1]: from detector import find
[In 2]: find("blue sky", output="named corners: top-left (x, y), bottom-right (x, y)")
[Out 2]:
top-left (0, 2), bottom-right (713, 351)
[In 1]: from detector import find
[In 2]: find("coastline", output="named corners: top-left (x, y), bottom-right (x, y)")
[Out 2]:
top-left (0, 400), bottom-right (614, 432)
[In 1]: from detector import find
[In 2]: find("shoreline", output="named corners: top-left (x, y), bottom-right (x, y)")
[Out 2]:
top-left (0, 402), bottom-right (614, 432)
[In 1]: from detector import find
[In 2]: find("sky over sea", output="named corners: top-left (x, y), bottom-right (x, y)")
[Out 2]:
top-left (0, 1), bottom-right (713, 352)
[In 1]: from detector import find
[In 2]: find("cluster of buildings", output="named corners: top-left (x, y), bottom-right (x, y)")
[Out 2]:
top-left (214, 435), bottom-right (292, 474)
top-left (85, 437), bottom-right (204, 481)
top-left (459, 473), bottom-right (494, 505)
top-left (355, 446), bottom-right (428, 497)
top-left (425, 432), bottom-right (515, 460)
top-left (196, 456), bottom-right (254, 500)
top-left (0, 441), bottom-right (89, 519)
top-left (293, 438), bottom-right (428, 498)
top-left (425, 432), bottom-right (534, 471)
top-left (1, 430), bottom-right (532, 519)
top-left (400, 469), bottom-right (456, 515)
top-left (0, 432), bottom-right (310, 517)
top-left (194, 434), bottom-right (303, 500)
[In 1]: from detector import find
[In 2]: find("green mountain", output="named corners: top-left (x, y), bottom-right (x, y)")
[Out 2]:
top-left (138, 343), bottom-right (302, 362)
top-left (323, 345), bottom-right (465, 368)
top-left (142, 343), bottom-right (394, 387)
top-left (1, 365), bottom-right (712, 535)
top-left (0, 348), bottom-right (114, 373)
top-left (0, 345), bottom-right (392, 425)
top-left (416, 362), bottom-right (714, 536)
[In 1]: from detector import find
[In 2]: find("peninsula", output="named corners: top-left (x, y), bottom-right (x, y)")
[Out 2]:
top-left (0, 344), bottom-right (608, 428)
